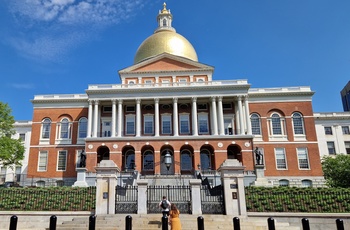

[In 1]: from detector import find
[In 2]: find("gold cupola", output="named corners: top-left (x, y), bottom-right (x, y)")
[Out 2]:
top-left (134, 2), bottom-right (198, 64)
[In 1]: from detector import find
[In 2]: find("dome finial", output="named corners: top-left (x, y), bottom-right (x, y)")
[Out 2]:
top-left (161, 2), bottom-right (169, 14)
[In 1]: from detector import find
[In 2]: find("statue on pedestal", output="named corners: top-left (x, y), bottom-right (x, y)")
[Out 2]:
top-left (254, 147), bottom-right (263, 165)
top-left (79, 150), bottom-right (86, 168)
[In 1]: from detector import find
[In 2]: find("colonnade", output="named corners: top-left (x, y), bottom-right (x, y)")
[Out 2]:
top-left (87, 95), bottom-right (252, 138)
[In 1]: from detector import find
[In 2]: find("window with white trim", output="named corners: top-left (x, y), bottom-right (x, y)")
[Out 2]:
top-left (38, 151), bottom-right (48, 171)
top-left (224, 115), bottom-right (234, 135)
top-left (250, 113), bottom-right (261, 135)
top-left (327, 141), bottom-right (336, 155)
top-left (180, 114), bottom-right (190, 134)
top-left (41, 118), bottom-right (51, 139)
top-left (292, 112), bottom-right (305, 135)
top-left (58, 118), bottom-right (71, 139)
top-left (198, 113), bottom-right (209, 134)
top-left (324, 126), bottom-right (332, 135)
top-left (271, 113), bottom-right (282, 135)
top-left (275, 148), bottom-right (287, 169)
top-left (125, 115), bottom-right (135, 135)
top-left (161, 114), bottom-right (172, 134)
top-left (145, 80), bottom-right (153, 85)
top-left (78, 117), bottom-right (88, 138)
top-left (57, 150), bottom-right (67, 171)
top-left (144, 115), bottom-right (154, 135)
top-left (19, 133), bottom-right (26, 141)
top-left (345, 141), bottom-right (350, 154)
top-left (297, 148), bottom-right (309, 169)
top-left (342, 126), bottom-right (350, 135)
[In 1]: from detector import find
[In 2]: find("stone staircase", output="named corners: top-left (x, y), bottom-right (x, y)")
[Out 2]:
top-left (0, 214), bottom-right (301, 230)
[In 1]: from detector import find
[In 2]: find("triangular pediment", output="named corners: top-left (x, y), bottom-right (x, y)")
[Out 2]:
top-left (119, 53), bottom-right (213, 74)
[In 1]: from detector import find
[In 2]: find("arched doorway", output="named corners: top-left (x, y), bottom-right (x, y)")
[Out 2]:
top-left (227, 144), bottom-right (242, 162)
top-left (122, 146), bottom-right (135, 172)
top-left (97, 146), bottom-right (110, 164)
top-left (180, 145), bottom-right (194, 175)
top-left (160, 146), bottom-right (174, 175)
top-left (200, 145), bottom-right (215, 170)
top-left (142, 146), bottom-right (155, 175)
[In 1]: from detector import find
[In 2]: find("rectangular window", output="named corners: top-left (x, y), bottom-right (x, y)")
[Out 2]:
top-left (324, 126), bottom-right (333, 135)
top-left (161, 115), bottom-right (172, 134)
top-left (223, 103), bottom-right (232, 110)
top-left (198, 114), bottom-right (209, 134)
top-left (57, 151), bottom-right (67, 171)
top-left (198, 104), bottom-right (208, 111)
top-left (162, 79), bottom-right (170, 85)
top-left (126, 115), bottom-right (135, 135)
top-left (145, 80), bottom-right (153, 85)
top-left (327, 142), bottom-right (336, 155)
top-left (275, 148), bottom-right (287, 169)
top-left (297, 148), bottom-right (310, 169)
top-left (19, 133), bottom-right (26, 141)
top-left (38, 151), bottom-right (48, 171)
top-left (103, 106), bottom-right (112, 113)
top-left (180, 114), bottom-right (190, 134)
top-left (126, 106), bottom-right (135, 112)
top-left (144, 115), bottom-right (154, 134)
top-left (342, 126), bottom-right (350, 135)
top-left (224, 116), bottom-right (233, 135)
top-left (345, 142), bottom-right (350, 154)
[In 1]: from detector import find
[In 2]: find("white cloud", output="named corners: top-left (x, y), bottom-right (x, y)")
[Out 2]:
top-left (4, 0), bottom-right (146, 61)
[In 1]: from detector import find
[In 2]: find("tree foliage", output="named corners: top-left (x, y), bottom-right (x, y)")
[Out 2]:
top-left (322, 154), bottom-right (350, 188)
top-left (0, 102), bottom-right (25, 168)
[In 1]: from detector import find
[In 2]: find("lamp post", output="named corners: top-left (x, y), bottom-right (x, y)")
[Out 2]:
top-left (164, 151), bottom-right (172, 175)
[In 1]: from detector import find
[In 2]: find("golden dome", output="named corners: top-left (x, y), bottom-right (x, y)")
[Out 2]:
top-left (134, 3), bottom-right (198, 64)
top-left (134, 31), bottom-right (198, 64)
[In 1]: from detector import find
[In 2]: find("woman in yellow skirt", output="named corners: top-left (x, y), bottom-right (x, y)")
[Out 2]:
top-left (169, 203), bottom-right (182, 230)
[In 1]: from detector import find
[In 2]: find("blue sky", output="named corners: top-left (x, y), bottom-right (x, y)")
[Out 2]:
top-left (0, 0), bottom-right (349, 121)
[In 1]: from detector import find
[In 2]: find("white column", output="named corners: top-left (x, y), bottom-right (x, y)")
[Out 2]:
top-left (87, 100), bottom-right (93, 137)
top-left (244, 96), bottom-right (252, 135)
top-left (111, 99), bottom-right (117, 137)
top-left (117, 100), bottom-right (123, 137)
top-left (211, 97), bottom-right (218, 135)
top-left (235, 101), bottom-right (240, 135)
top-left (93, 100), bottom-right (99, 138)
top-left (217, 96), bottom-right (225, 135)
top-left (155, 98), bottom-right (160, 136)
top-left (136, 98), bottom-right (141, 137)
top-left (192, 97), bottom-right (198, 136)
top-left (173, 97), bottom-right (179, 136)
top-left (238, 96), bottom-right (245, 135)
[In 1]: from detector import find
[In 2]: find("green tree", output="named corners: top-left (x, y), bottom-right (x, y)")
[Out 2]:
top-left (322, 154), bottom-right (350, 188)
top-left (0, 102), bottom-right (25, 168)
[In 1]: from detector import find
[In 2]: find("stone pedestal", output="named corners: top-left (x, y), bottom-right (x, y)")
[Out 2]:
top-left (189, 179), bottom-right (202, 215)
top-left (251, 165), bottom-right (273, 187)
top-left (73, 168), bottom-right (88, 187)
top-left (137, 179), bottom-right (148, 214)
top-left (95, 160), bottom-right (120, 215)
top-left (217, 159), bottom-right (246, 217)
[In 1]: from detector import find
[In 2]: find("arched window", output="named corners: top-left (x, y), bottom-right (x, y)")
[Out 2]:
top-left (162, 18), bottom-right (167, 26)
top-left (78, 117), bottom-right (88, 138)
top-left (41, 118), bottom-right (51, 139)
top-left (181, 150), bottom-right (192, 171)
top-left (301, 179), bottom-right (312, 187)
top-left (125, 150), bottom-right (135, 170)
top-left (271, 113), bottom-right (282, 135)
top-left (59, 118), bottom-right (70, 139)
top-left (200, 149), bottom-right (211, 170)
top-left (292, 112), bottom-right (305, 135)
top-left (250, 113), bottom-right (261, 135)
top-left (36, 180), bottom-right (45, 187)
top-left (279, 179), bottom-right (289, 187)
top-left (143, 150), bottom-right (154, 171)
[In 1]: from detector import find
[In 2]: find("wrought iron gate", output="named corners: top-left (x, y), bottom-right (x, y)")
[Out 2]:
top-left (200, 185), bottom-right (225, 214)
top-left (147, 185), bottom-right (192, 214)
top-left (115, 185), bottom-right (138, 214)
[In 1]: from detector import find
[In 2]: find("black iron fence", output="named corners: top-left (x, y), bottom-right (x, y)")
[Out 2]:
top-left (115, 185), bottom-right (138, 214)
top-left (147, 185), bottom-right (191, 214)
top-left (200, 185), bottom-right (225, 214)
